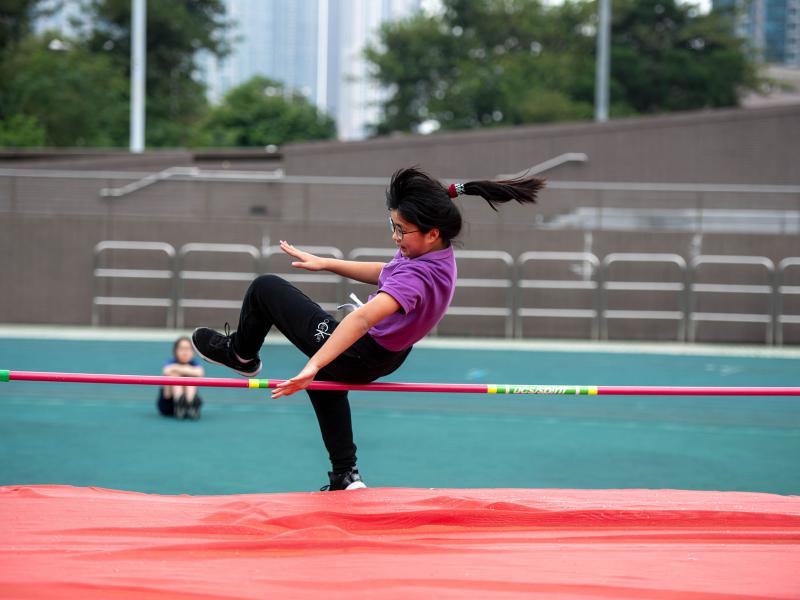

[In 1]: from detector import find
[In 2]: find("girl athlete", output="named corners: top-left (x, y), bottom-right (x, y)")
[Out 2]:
top-left (192, 167), bottom-right (543, 490)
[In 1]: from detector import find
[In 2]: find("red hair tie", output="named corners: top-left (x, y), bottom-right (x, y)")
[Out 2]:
top-left (447, 183), bottom-right (464, 198)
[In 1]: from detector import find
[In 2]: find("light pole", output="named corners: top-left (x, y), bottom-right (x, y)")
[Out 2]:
top-left (130, 0), bottom-right (146, 152)
top-left (595, 0), bottom-right (610, 122)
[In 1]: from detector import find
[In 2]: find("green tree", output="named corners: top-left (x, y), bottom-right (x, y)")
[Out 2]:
top-left (0, 0), bottom-right (48, 54)
top-left (190, 76), bottom-right (336, 147)
top-left (610, 0), bottom-right (756, 112)
top-left (365, 0), bottom-right (758, 135)
top-left (0, 33), bottom-right (128, 147)
top-left (87, 0), bottom-right (231, 147)
top-left (0, 114), bottom-right (46, 147)
top-left (366, 1), bottom-right (598, 134)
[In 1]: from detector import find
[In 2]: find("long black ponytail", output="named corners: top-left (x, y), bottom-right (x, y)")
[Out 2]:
top-left (452, 175), bottom-right (545, 211)
top-left (386, 167), bottom-right (544, 244)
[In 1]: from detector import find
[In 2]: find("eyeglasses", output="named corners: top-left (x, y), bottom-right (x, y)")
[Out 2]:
top-left (388, 216), bottom-right (420, 241)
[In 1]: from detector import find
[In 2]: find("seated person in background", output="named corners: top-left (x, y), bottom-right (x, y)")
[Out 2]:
top-left (158, 336), bottom-right (205, 420)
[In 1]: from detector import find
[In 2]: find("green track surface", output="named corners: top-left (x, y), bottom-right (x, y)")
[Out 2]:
top-left (1, 338), bottom-right (798, 495)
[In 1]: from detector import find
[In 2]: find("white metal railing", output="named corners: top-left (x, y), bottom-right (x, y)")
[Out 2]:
top-left (100, 167), bottom-right (198, 197)
top-left (540, 207), bottom-right (800, 235)
top-left (515, 252), bottom-right (600, 339)
top-left (496, 153), bottom-right (589, 178)
top-left (92, 241), bottom-right (176, 327)
top-left (2, 166), bottom-right (797, 195)
top-left (776, 258), bottom-right (800, 345)
top-left (176, 243), bottom-right (261, 328)
top-left (5, 167), bottom-right (799, 236)
top-left (689, 255), bottom-right (776, 344)
top-left (89, 240), bottom-right (800, 344)
top-left (98, 167), bottom-right (285, 197)
top-left (452, 250), bottom-right (515, 338)
top-left (600, 253), bottom-right (688, 341)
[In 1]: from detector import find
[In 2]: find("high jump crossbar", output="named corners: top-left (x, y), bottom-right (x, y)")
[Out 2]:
top-left (2, 370), bottom-right (800, 396)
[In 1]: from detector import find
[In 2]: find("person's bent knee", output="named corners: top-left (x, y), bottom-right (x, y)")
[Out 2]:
top-left (252, 273), bottom-right (286, 291)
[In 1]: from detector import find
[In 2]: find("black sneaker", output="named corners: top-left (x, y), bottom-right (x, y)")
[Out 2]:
top-left (174, 395), bottom-right (188, 420)
top-left (191, 323), bottom-right (261, 377)
top-left (186, 397), bottom-right (201, 420)
top-left (320, 468), bottom-right (367, 491)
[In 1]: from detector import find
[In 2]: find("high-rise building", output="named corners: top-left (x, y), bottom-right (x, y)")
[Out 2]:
top-left (713, 0), bottom-right (800, 66)
top-left (204, 0), bottom-right (421, 140)
top-left (202, 0), bottom-right (320, 105)
top-left (787, 0), bottom-right (800, 65)
top-left (322, 0), bottom-right (422, 139)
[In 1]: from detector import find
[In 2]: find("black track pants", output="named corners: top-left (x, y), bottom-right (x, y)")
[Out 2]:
top-left (232, 274), bottom-right (410, 472)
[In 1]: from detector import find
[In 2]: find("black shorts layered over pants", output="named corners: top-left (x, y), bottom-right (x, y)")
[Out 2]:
top-left (232, 274), bottom-right (410, 472)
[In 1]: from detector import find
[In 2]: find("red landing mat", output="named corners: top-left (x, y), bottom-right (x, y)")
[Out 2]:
top-left (1, 485), bottom-right (799, 599)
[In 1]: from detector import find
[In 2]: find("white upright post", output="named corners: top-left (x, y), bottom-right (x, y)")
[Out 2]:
top-left (594, 0), bottom-right (610, 123)
top-left (316, 0), bottom-right (329, 112)
top-left (130, 0), bottom-right (146, 153)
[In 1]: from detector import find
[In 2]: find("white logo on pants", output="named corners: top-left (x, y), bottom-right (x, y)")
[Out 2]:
top-left (314, 319), bottom-right (331, 343)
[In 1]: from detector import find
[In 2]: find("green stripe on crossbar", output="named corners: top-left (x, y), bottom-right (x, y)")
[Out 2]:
top-left (0, 370), bottom-right (9, 382)
top-left (247, 379), bottom-right (270, 389)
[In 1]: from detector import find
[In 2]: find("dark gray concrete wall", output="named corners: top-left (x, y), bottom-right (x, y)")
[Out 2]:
top-left (283, 105), bottom-right (800, 184)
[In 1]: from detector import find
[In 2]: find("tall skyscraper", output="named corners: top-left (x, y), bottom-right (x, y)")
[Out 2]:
top-left (322, 0), bottom-right (422, 139)
top-left (204, 0), bottom-right (421, 140)
top-left (714, 0), bottom-right (800, 66)
top-left (202, 0), bottom-right (320, 105)
top-left (786, 0), bottom-right (800, 65)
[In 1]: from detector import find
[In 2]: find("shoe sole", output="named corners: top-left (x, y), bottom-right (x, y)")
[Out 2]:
top-left (344, 481), bottom-right (367, 490)
top-left (191, 328), bottom-right (262, 377)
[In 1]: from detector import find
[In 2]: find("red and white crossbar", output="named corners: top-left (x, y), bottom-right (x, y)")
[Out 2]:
top-left (2, 370), bottom-right (800, 396)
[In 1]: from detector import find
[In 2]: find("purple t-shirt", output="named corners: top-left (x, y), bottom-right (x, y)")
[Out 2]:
top-left (368, 246), bottom-right (457, 351)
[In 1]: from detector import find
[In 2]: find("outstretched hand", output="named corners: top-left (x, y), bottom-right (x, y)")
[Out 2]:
top-left (271, 363), bottom-right (320, 399)
top-left (280, 240), bottom-right (326, 271)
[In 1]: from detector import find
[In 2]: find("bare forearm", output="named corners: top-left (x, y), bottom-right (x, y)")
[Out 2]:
top-left (163, 365), bottom-right (204, 377)
top-left (322, 258), bottom-right (384, 284)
